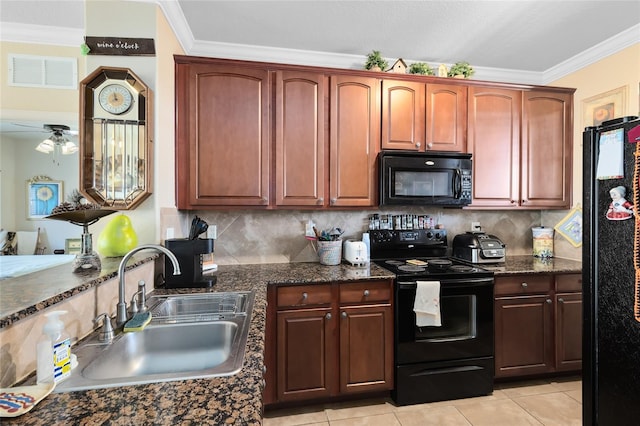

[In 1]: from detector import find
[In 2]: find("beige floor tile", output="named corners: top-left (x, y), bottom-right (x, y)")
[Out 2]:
top-left (499, 381), bottom-right (561, 398)
top-left (455, 399), bottom-right (543, 426)
top-left (514, 392), bottom-right (582, 426)
top-left (393, 389), bottom-right (510, 413)
top-left (329, 413), bottom-right (400, 426)
top-left (394, 405), bottom-right (472, 426)
top-left (549, 377), bottom-right (582, 392)
top-left (325, 398), bottom-right (395, 421)
top-left (565, 389), bottom-right (582, 403)
top-left (263, 405), bottom-right (328, 426)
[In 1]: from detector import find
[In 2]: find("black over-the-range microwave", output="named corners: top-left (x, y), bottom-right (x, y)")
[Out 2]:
top-left (379, 150), bottom-right (472, 207)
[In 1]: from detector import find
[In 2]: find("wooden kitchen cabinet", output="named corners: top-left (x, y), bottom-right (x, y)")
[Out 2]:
top-left (468, 86), bottom-right (522, 208)
top-left (175, 60), bottom-right (271, 208)
top-left (329, 75), bottom-right (381, 207)
top-left (521, 90), bottom-right (573, 208)
top-left (381, 80), bottom-right (466, 152)
top-left (494, 273), bottom-right (582, 379)
top-left (555, 274), bottom-right (582, 372)
top-left (275, 70), bottom-right (326, 207)
top-left (468, 86), bottom-right (573, 209)
top-left (264, 279), bottom-right (394, 405)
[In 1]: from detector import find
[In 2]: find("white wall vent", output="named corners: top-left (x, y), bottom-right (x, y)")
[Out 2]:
top-left (8, 54), bottom-right (77, 90)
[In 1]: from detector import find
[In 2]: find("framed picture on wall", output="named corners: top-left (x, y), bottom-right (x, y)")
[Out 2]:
top-left (582, 86), bottom-right (628, 128)
top-left (27, 176), bottom-right (62, 219)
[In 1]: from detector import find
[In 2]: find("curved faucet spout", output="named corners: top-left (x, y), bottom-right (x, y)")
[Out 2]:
top-left (116, 244), bottom-right (181, 327)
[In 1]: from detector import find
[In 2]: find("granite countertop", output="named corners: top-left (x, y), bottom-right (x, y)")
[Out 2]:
top-left (4, 262), bottom-right (394, 425)
top-left (482, 255), bottom-right (582, 275)
top-left (0, 253), bottom-right (158, 329)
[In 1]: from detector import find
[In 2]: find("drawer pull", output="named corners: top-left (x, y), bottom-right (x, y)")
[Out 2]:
top-left (546, 299), bottom-right (552, 304)
top-left (558, 298), bottom-right (565, 303)
top-left (363, 289), bottom-right (370, 297)
top-left (302, 292), bottom-right (308, 300)
top-left (521, 282), bottom-right (528, 288)
top-left (326, 313), bottom-right (332, 320)
top-left (341, 311), bottom-right (347, 318)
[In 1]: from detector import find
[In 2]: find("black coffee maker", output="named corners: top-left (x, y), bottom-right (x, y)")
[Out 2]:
top-left (164, 238), bottom-right (215, 288)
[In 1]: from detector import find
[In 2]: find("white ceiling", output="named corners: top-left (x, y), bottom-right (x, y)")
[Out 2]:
top-left (1, 0), bottom-right (639, 139)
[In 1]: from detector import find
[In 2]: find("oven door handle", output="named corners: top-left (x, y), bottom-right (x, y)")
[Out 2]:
top-left (397, 277), bottom-right (494, 289)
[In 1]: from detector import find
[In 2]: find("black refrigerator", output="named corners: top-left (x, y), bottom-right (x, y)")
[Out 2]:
top-left (583, 116), bottom-right (640, 425)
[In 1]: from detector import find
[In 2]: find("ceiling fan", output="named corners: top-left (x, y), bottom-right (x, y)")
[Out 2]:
top-left (5, 123), bottom-right (79, 157)
top-left (35, 124), bottom-right (79, 155)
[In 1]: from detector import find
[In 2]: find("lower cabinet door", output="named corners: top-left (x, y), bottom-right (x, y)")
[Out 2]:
top-left (495, 295), bottom-right (554, 378)
top-left (276, 308), bottom-right (337, 401)
top-left (555, 292), bottom-right (582, 371)
top-left (339, 304), bottom-right (394, 394)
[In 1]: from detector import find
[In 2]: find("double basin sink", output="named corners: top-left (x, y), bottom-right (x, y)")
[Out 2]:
top-left (55, 291), bottom-right (255, 392)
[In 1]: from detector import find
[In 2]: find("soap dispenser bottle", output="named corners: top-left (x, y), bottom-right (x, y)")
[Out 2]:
top-left (36, 310), bottom-right (71, 384)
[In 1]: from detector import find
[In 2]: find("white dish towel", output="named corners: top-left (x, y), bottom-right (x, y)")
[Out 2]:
top-left (413, 281), bottom-right (442, 327)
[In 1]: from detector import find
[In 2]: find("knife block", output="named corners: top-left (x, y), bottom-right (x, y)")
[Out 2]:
top-left (164, 238), bottom-right (215, 288)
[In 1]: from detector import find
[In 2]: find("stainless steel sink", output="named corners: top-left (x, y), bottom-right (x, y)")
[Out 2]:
top-left (55, 291), bottom-right (254, 392)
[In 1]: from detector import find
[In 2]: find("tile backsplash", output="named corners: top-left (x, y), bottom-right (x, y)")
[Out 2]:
top-left (161, 207), bottom-right (581, 265)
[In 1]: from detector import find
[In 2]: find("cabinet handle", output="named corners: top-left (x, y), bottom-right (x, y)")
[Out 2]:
top-left (317, 197), bottom-right (324, 204)
top-left (330, 198), bottom-right (337, 205)
top-left (326, 313), bottom-right (332, 320)
top-left (558, 298), bottom-right (565, 303)
top-left (262, 197), bottom-right (268, 204)
top-left (427, 142), bottom-right (433, 149)
top-left (363, 289), bottom-right (370, 297)
top-left (546, 299), bottom-right (552, 304)
top-left (415, 142), bottom-right (421, 148)
top-left (521, 200), bottom-right (526, 204)
top-left (341, 311), bottom-right (347, 318)
top-left (302, 292), bottom-right (308, 300)
top-left (521, 282), bottom-right (528, 288)
top-left (510, 200), bottom-right (517, 204)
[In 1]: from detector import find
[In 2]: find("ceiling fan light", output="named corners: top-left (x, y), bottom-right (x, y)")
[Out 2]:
top-left (35, 139), bottom-right (55, 153)
top-left (62, 141), bottom-right (78, 155)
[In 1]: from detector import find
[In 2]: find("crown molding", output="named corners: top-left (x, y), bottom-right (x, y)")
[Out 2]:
top-left (154, 0), bottom-right (195, 53)
top-left (543, 24), bottom-right (640, 84)
top-left (0, 22), bottom-right (83, 47)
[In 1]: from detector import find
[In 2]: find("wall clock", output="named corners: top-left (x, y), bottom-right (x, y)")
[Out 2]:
top-left (79, 66), bottom-right (153, 210)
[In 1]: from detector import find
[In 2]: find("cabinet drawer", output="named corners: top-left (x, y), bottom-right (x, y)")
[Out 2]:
top-left (495, 275), bottom-right (552, 296)
top-left (277, 284), bottom-right (332, 308)
top-left (556, 274), bottom-right (582, 292)
top-left (340, 281), bottom-right (391, 304)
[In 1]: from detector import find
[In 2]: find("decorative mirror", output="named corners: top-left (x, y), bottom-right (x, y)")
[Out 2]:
top-left (79, 66), bottom-right (153, 209)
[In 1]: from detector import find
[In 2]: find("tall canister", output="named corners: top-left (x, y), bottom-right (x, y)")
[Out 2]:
top-left (532, 226), bottom-right (554, 257)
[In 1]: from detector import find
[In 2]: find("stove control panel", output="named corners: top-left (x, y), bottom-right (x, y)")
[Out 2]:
top-left (370, 229), bottom-right (447, 245)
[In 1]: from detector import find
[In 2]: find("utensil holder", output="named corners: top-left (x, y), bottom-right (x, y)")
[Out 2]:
top-left (316, 240), bottom-right (342, 266)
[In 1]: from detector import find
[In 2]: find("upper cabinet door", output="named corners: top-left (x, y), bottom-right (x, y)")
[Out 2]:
top-left (521, 91), bottom-right (573, 208)
top-left (381, 80), bottom-right (425, 151)
top-left (468, 87), bottom-right (522, 207)
top-left (329, 75), bottom-right (380, 207)
top-left (275, 71), bottom-right (326, 206)
top-left (176, 63), bottom-right (270, 208)
top-left (426, 84), bottom-right (467, 152)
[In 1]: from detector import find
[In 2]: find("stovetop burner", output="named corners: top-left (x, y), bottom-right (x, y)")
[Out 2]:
top-left (398, 265), bottom-right (426, 272)
top-left (450, 264), bottom-right (475, 273)
top-left (385, 260), bottom-right (405, 266)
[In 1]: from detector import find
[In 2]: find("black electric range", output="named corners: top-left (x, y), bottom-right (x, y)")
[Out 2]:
top-left (369, 229), bottom-right (495, 406)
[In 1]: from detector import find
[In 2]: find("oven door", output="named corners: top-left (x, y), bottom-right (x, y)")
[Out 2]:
top-left (395, 277), bottom-right (494, 365)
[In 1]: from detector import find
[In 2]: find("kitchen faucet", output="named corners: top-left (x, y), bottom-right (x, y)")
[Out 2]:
top-left (116, 244), bottom-right (181, 327)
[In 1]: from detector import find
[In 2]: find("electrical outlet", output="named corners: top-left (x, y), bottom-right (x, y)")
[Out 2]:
top-left (207, 225), bottom-right (217, 239)
top-left (471, 222), bottom-right (481, 232)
